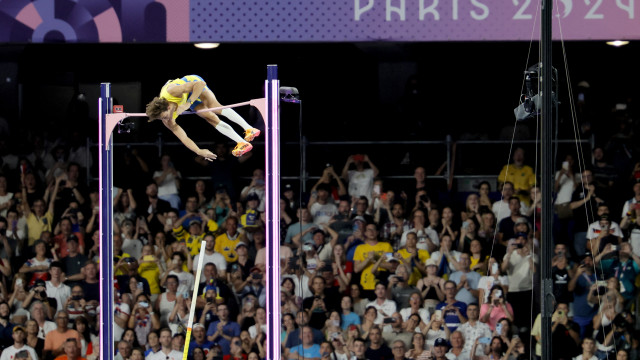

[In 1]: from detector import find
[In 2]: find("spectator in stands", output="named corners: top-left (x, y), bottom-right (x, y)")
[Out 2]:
top-left (294, 226), bottom-right (338, 264)
top-left (367, 282), bottom-right (397, 325)
top-left (476, 210), bottom-right (496, 245)
top-left (400, 210), bottom-right (439, 253)
top-left (588, 215), bottom-right (621, 256)
top-left (145, 331), bottom-right (160, 357)
top-left (382, 314), bottom-right (412, 349)
top-left (136, 245), bottom-right (161, 303)
top-left (79, 261), bottom-right (99, 303)
top-left (349, 196), bottom-right (373, 226)
top-left (573, 337), bottom-right (597, 360)
top-left (240, 266), bottom-right (266, 309)
top-left (439, 207), bottom-right (459, 244)
top-left (388, 264), bottom-right (415, 310)
top-left (18, 240), bottom-right (53, 292)
top-left (365, 325), bottom-right (392, 360)
top-left (331, 243), bottom-right (352, 293)
top-left (492, 182), bottom-right (516, 223)
top-left (416, 258), bottom-right (446, 305)
top-left (399, 292), bottom-right (429, 329)
top-left (54, 163), bottom-right (87, 214)
top-left (448, 253), bottom-right (481, 305)
top-left (457, 303), bottom-right (491, 357)
top-left (224, 336), bottom-right (246, 360)
top-left (353, 223), bottom-right (394, 300)
top-left (155, 274), bottom-right (178, 327)
top-left (404, 332), bottom-right (429, 360)
top-left (164, 251), bottom-right (194, 297)
top-left (120, 218), bottom-right (142, 260)
top-left (395, 232), bottom-right (428, 287)
top-left (282, 183), bottom-right (299, 213)
top-left (554, 154), bottom-right (577, 223)
top-left (146, 328), bottom-right (182, 360)
top-left (341, 154), bottom-right (379, 203)
top-left (114, 188), bottom-right (137, 227)
top-left (192, 233), bottom-right (226, 277)
top-left (348, 284), bottom-right (367, 318)
top-left (446, 330), bottom-right (467, 359)
top-left (24, 319), bottom-right (44, 356)
top-left (178, 194), bottom-right (200, 227)
top-left (74, 316), bottom-right (96, 358)
top-left (215, 216), bottom-right (242, 263)
top-left (501, 232), bottom-right (536, 332)
top-left (586, 204), bottom-right (622, 245)
top-left (173, 212), bottom-right (218, 258)
top-left (139, 182), bottom-right (172, 236)
top-left (436, 280), bottom-right (467, 332)
top-left (596, 242), bottom-right (640, 303)
top-left (471, 336), bottom-right (506, 360)
top-left (54, 338), bottom-right (84, 360)
top-left (45, 262), bottom-right (70, 312)
top-left (567, 252), bottom-right (598, 338)
top-left (52, 217), bottom-right (84, 258)
top-left (0, 325), bottom-right (38, 360)
top-left (0, 303), bottom-right (16, 350)
top-left (531, 302), bottom-right (580, 360)
top-left (382, 203), bottom-right (411, 245)
top-left (479, 286), bottom-right (514, 330)
top-left (128, 293), bottom-right (160, 346)
top-left (389, 340), bottom-right (407, 360)
top-left (5, 207), bottom-right (26, 258)
top-left (43, 310), bottom-right (82, 360)
top-left (592, 147), bottom-right (617, 191)
top-left (621, 180), bottom-right (640, 219)
top-left (61, 236), bottom-right (87, 285)
top-left (551, 247), bottom-right (574, 307)
top-left (21, 174), bottom-right (57, 249)
top-left (570, 169), bottom-right (604, 257)
top-left (302, 276), bottom-right (331, 330)
top-left (64, 285), bottom-right (87, 322)
top-left (30, 301), bottom-right (55, 340)
top-left (308, 183), bottom-right (338, 226)
top-left (497, 148), bottom-right (536, 206)
top-left (206, 303), bottom-right (240, 355)
top-left (153, 155), bottom-right (182, 210)
top-left (116, 257), bottom-right (151, 298)
top-left (282, 313), bottom-right (297, 351)
top-left (288, 326), bottom-right (322, 360)
top-left (239, 169), bottom-right (266, 213)
top-left (496, 197), bottom-right (525, 247)
top-left (429, 234), bottom-right (462, 276)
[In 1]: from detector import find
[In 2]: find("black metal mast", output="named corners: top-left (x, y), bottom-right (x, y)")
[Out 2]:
top-left (540, 0), bottom-right (554, 358)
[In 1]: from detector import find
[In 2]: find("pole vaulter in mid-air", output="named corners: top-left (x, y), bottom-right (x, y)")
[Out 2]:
top-left (145, 75), bottom-right (262, 160)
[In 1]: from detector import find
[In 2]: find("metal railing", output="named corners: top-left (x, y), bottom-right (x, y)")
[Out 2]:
top-left (86, 134), bottom-right (594, 192)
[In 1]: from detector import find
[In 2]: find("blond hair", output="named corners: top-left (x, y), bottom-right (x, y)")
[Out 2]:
top-left (145, 97), bottom-right (170, 121)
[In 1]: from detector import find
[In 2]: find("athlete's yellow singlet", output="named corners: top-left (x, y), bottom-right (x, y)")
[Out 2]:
top-left (159, 75), bottom-right (207, 120)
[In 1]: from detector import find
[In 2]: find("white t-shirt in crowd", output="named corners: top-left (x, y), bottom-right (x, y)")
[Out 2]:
top-left (153, 170), bottom-right (181, 197)
top-left (347, 169), bottom-right (375, 202)
top-left (554, 171), bottom-right (576, 205)
top-left (169, 270), bottom-right (195, 297)
top-left (0, 344), bottom-right (38, 360)
top-left (193, 251), bottom-right (227, 273)
top-left (400, 228), bottom-right (440, 250)
top-left (310, 202), bottom-right (338, 225)
top-left (46, 281), bottom-right (71, 311)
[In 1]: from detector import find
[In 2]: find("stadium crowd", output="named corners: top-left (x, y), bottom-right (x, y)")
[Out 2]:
top-left (0, 128), bottom-right (638, 360)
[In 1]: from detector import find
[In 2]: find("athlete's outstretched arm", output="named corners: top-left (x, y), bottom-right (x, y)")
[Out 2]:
top-left (162, 119), bottom-right (216, 161)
